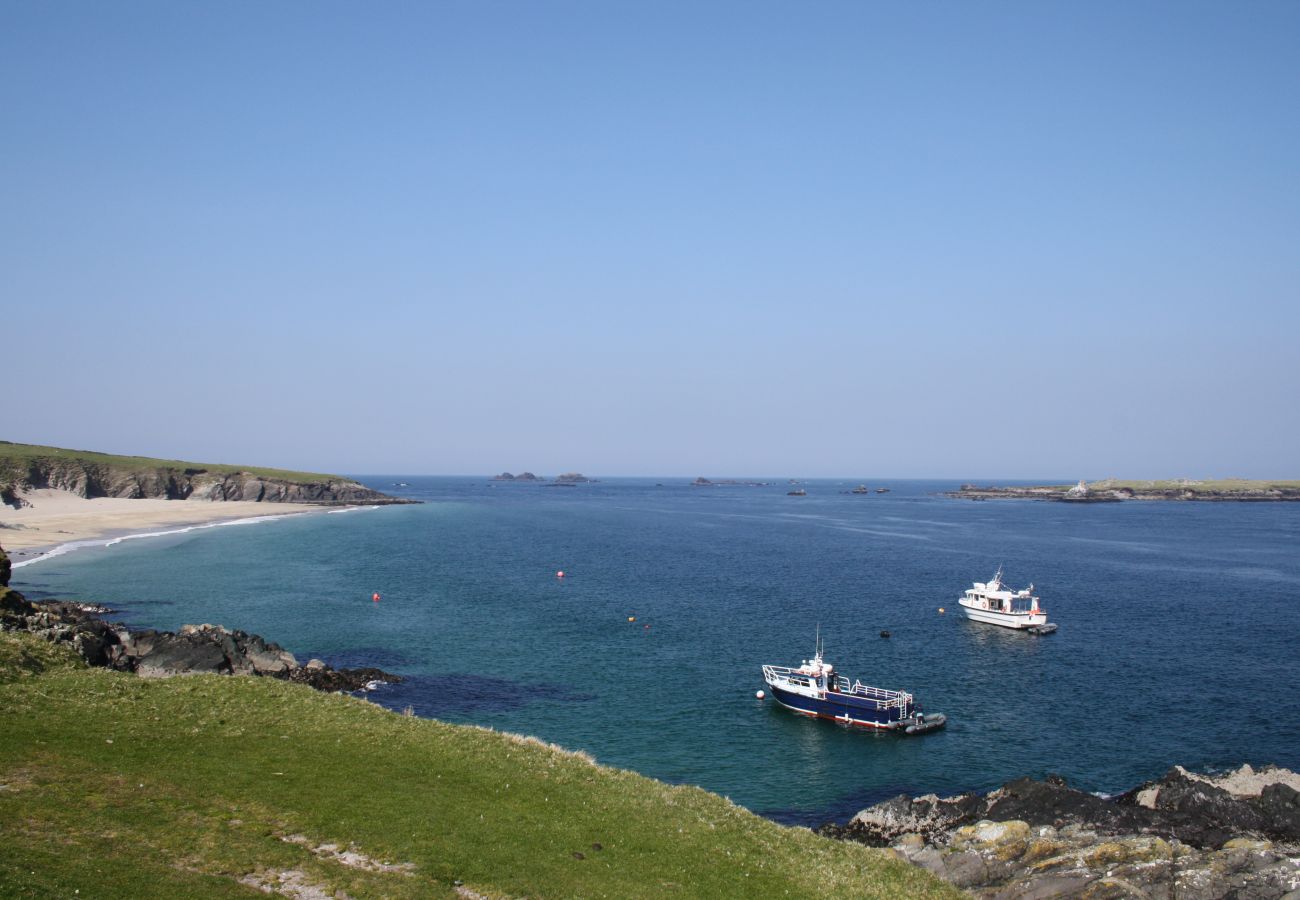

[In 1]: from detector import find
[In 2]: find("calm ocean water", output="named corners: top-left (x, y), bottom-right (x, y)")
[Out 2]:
top-left (12, 478), bottom-right (1300, 825)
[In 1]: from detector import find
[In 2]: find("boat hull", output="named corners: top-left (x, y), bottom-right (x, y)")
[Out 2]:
top-left (767, 683), bottom-right (907, 729)
top-left (959, 599), bottom-right (1047, 629)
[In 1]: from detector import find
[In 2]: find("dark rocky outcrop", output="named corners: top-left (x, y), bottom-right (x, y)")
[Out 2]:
top-left (819, 767), bottom-right (1300, 898)
top-left (288, 658), bottom-right (396, 692)
top-left (553, 473), bottom-right (592, 483)
top-left (0, 548), bottom-right (400, 693)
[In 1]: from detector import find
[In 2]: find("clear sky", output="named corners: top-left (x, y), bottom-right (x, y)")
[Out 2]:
top-left (3, 1), bottom-right (1297, 478)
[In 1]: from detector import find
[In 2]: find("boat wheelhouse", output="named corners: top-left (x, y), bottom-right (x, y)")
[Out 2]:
top-left (959, 566), bottom-right (1052, 631)
top-left (761, 638), bottom-right (945, 734)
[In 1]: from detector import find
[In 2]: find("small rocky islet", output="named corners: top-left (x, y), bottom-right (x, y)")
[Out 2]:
top-left (491, 471), bottom-right (596, 483)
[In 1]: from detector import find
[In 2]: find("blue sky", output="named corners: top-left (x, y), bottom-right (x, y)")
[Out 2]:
top-left (3, 1), bottom-right (1297, 478)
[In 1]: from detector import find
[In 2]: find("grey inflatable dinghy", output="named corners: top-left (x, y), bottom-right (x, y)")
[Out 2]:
top-left (901, 712), bottom-right (947, 735)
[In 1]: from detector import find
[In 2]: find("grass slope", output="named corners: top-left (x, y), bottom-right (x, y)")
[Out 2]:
top-left (0, 441), bottom-right (345, 485)
top-left (0, 633), bottom-right (955, 899)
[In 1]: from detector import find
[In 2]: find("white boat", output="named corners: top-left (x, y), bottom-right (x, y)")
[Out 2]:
top-left (959, 567), bottom-right (1051, 630)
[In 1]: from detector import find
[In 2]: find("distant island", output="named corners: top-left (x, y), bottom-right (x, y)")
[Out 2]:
top-left (951, 478), bottom-right (1300, 502)
top-left (691, 477), bottom-right (772, 487)
top-left (492, 472), bottom-right (596, 484)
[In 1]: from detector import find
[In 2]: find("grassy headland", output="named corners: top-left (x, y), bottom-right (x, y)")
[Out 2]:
top-left (0, 441), bottom-right (404, 509)
top-left (0, 441), bottom-right (342, 486)
top-left (0, 631), bottom-right (954, 898)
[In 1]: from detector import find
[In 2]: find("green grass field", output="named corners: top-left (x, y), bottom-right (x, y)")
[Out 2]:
top-left (0, 632), bottom-right (955, 898)
top-left (0, 441), bottom-right (345, 485)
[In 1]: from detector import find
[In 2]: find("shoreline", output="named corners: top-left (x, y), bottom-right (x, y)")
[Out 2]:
top-left (1, 489), bottom-right (372, 568)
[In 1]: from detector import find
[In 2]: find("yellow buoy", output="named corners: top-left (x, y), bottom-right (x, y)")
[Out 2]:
top-left (628, 616), bottom-right (636, 623)
top-left (938, 607), bottom-right (946, 614)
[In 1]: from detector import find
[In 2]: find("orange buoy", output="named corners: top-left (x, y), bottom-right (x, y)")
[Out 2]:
top-left (372, 592), bottom-right (381, 603)
top-left (628, 616), bottom-right (636, 623)
top-left (938, 607), bottom-right (945, 614)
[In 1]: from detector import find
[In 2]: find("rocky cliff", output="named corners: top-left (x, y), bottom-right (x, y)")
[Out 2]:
top-left (1, 454), bottom-right (408, 508)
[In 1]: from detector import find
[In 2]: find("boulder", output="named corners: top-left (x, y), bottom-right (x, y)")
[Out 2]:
top-left (288, 665), bottom-right (400, 692)
top-left (134, 631), bottom-right (231, 677)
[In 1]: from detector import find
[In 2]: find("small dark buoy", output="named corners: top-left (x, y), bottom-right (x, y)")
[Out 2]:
top-left (880, 630), bottom-right (891, 639)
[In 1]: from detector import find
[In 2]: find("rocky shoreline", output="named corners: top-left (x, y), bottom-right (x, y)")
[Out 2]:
top-left (817, 766), bottom-right (1300, 897)
top-left (0, 543), bottom-right (400, 693)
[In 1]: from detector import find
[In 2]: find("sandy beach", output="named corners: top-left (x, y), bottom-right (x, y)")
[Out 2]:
top-left (0, 489), bottom-right (324, 558)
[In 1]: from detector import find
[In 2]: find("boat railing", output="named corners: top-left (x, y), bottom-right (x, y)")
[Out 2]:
top-left (763, 665), bottom-right (909, 706)
top-left (763, 664), bottom-right (820, 689)
top-left (833, 675), bottom-right (909, 705)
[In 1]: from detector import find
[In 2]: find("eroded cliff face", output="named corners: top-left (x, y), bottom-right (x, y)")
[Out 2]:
top-left (3, 458), bottom-right (402, 507)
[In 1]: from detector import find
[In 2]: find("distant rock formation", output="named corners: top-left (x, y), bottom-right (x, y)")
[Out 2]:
top-left (691, 477), bottom-right (771, 487)
top-left (491, 472), bottom-right (543, 481)
top-left (818, 766), bottom-right (1300, 897)
top-left (553, 473), bottom-right (592, 483)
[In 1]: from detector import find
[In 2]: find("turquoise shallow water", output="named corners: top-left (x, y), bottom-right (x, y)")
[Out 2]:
top-left (12, 478), bottom-right (1300, 824)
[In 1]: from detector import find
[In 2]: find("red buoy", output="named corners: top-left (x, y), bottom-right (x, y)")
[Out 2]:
top-left (372, 592), bottom-right (381, 603)
top-left (556, 570), bottom-right (565, 578)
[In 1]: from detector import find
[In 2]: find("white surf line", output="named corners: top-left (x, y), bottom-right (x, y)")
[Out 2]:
top-left (11, 510), bottom-right (317, 570)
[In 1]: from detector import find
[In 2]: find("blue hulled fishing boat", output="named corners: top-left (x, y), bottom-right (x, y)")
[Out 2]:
top-left (761, 636), bottom-right (945, 735)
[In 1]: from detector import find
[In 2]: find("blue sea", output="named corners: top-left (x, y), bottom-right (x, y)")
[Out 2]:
top-left (12, 478), bottom-right (1300, 825)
